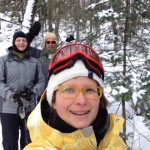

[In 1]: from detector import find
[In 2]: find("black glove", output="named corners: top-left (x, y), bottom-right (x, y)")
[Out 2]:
top-left (26, 21), bottom-right (41, 44)
top-left (29, 21), bottom-right (41, 36)
top-left (12, 92), bottom-right (20, 102)
top-left (19, 88), bottom-right (36, 101)
top-left (66, 35), bottom-right (75, 42)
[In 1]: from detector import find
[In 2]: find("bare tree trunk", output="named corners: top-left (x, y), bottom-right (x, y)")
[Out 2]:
top-left (75, 0), bottom-right (80, 41)
top-left (89, 0), bottom-right (93, 46)
top-left (47, 0), bottom-right (53, 32)
top-left (54, 1), bottom-right (61, 41)
top-left (122, 0), bottom-right (130, 144)
top-left (30, 0), bottom-right (39, 24)
top-left (112, 20), bottom-right (118, 51)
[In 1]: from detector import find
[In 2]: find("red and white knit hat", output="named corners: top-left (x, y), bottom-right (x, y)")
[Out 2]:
top-left (46, 60), bottom-right (103, 105)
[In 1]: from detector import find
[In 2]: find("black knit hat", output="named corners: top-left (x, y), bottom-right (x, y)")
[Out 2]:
top-left (12, 31), bottom-right (29, 53)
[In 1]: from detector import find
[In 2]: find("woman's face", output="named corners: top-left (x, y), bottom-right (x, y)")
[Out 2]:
top-left (15, 37), bottom-right (28, 51)
top-left (53, 76), bottom-right (100, 129)
top-left (45, 38), bottom-right (56, 50)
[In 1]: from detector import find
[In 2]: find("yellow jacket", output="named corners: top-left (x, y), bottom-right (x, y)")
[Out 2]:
top-left (24, 98), bottom-right (127, 150)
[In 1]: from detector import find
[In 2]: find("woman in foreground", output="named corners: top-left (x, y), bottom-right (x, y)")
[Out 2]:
top-left (24, 42), bottom-right (127, 150)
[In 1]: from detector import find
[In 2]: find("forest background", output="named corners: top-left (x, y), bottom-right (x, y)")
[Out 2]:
top-left (0, 0), bottom-right (150, 150)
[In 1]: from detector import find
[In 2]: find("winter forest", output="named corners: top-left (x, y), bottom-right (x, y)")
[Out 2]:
top-left (0, 0), bottom-right (150, 149)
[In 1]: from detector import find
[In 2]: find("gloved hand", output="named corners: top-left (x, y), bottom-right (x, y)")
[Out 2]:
top-left (26, 21), bottom-right (41, 44)
top-left (29, 21), bottom-right (41, 36)
top-left (66, 35), bottom-right (75, 42)
top-left (9, 92), bottom-right (20, 102)
top-left (19, 88), bottom-right (36, 108)
top-left (19, 98), bottom-right (31, 108)
top-left (19, 88), bottom-right (36, 101)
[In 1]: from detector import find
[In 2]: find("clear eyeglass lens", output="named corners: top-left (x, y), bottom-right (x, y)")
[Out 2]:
top-left (57, 85), bottom-right (102, 100)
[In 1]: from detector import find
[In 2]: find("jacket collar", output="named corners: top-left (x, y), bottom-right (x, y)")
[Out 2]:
top-left (8, 47), bottom-right (31, 60)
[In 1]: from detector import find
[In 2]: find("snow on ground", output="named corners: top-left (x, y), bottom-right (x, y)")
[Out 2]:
top-left (108, 102), bottom-right (150, 150)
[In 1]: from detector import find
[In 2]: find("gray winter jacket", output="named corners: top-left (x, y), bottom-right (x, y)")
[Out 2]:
top-left (38, 49), bottom-right (54, 87)
top-left (38, 54), bottom-right (50, 87)
top-left (0, 50), bottom-right (45, 114)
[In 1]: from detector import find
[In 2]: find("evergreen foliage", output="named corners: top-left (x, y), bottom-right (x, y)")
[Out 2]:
top-left (0, 0), bottom-right (150, 147)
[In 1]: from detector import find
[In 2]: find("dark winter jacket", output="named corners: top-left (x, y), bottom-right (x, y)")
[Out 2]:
top-left (29, 46), bottom-right (41, 59)
top-left (0, 49), bottom-right (45, 114)
top-left (38, 49), bottom-right (54, 87)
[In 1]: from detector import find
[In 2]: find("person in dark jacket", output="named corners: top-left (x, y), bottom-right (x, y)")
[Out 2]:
top-left (38, 32), bottom-right (57, 87)
top-left (7, 21), bottom-right (42, 59)
top-left (0, 31), bottom-right (45, 150)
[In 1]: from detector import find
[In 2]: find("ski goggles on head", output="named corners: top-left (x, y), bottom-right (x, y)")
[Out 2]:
top-left (49, 43), bottom-right (105, 80)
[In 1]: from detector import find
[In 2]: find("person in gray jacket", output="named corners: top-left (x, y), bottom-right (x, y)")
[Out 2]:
top-left (38, 32), bottom-right (57, 87)
top-left (0, 31), bottom-right (45, 150)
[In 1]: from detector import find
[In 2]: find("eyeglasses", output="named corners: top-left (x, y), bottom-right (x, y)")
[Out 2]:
top-left (46, 41), bottom-right (56, 44)
top-left (55, 84), bottom-right (103, 100)
top-left (49, 43), bottom-right (104, 80)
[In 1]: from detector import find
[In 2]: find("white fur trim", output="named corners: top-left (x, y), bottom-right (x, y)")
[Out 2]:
top-left (46, 60), bottom-right (103, 105)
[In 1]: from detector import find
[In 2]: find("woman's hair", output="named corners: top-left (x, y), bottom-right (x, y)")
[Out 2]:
top-left (42, 32), bottom-right (57, 49)
top-left (99, 94), bottom-right (108, 109)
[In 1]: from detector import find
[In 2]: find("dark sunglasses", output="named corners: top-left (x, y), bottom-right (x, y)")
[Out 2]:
top-left (46, 41), bottom-right (56, 44)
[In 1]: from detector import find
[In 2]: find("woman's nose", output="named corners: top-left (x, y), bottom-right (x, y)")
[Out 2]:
top-left (74, 92), bottom-right (87, 105)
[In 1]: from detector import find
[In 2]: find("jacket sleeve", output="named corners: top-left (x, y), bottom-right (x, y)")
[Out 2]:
top-left (32, 62), bottom-right (45, 97)
top-left (0, 55), bottom-right (13, 100)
